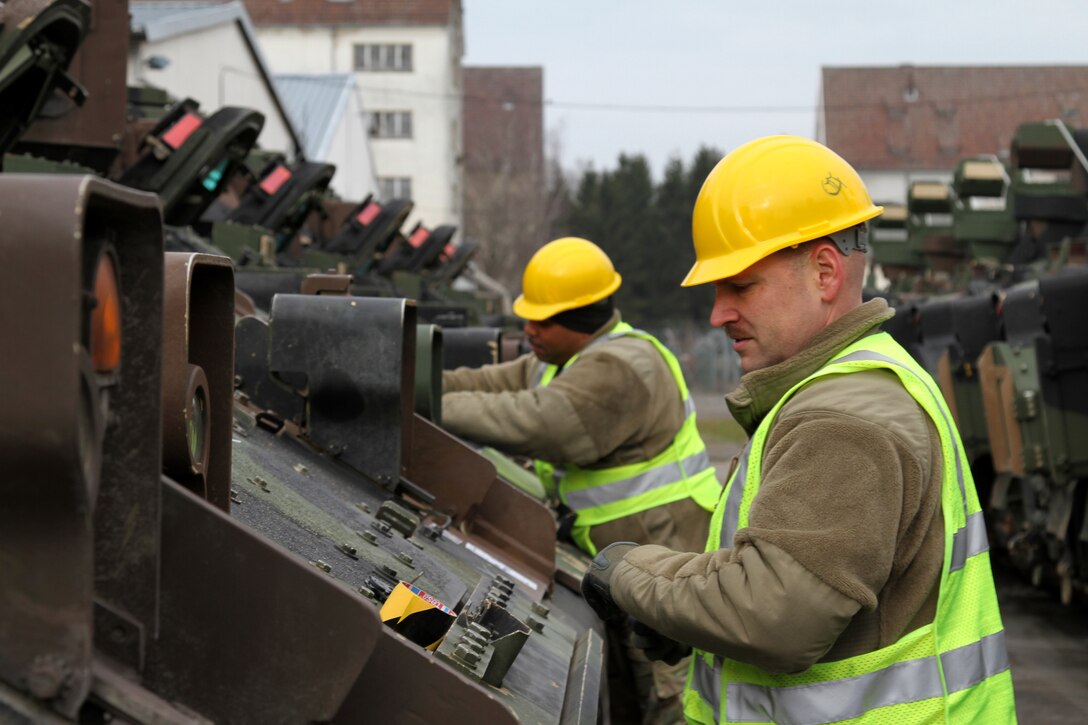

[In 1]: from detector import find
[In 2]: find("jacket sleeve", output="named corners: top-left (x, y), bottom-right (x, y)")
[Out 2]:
top-left (611, 540), bottom-right (861, 674)
top-left (441, 350), bottom-right (654, 465)
top-left (442, 355), bottom-right (535, 394)
top-left (610, 403), bottom-right (929, 673)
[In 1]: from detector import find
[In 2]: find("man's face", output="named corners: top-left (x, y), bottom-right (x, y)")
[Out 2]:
top-left (709, 248), bottom-right (824, 373)
top-left (523, 319), bottom-right (588, 366)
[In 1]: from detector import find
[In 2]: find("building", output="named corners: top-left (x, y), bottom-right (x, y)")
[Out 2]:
top-left (818, 65), bottom-right (1088, 202)
top-left (129, 1), bottom-right (303, 159)
top-left (244, 0), bottom-right (464, 232)
top-left (461, 65), bottom-right (544, 290)
top-left (274, 73), bottom-right (378, 201)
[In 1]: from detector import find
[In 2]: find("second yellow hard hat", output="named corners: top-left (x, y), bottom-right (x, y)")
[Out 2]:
top-left (513, 237), bottom-right (622, 320)
top-left (683, 135), bottom-right (883, 287)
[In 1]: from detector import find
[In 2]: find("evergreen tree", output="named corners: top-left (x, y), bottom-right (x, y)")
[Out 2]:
top-left (555, 146), bottom-right (725, 327)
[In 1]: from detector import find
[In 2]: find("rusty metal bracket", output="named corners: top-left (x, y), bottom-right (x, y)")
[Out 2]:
top-left (268, 294), bottom-right (416, 489)
top-left (403, 415), bottom-right (556, 589)
top-left (142, 478), bottom-right (382, 723)
top-left (235, 315), bottom-right (307, 425)
top-left (300, 272), bottom-right (353, 296)
top-left (162, 252), bottom-right (235, 511)
top-left (0, 174), bottom-right (162, 716)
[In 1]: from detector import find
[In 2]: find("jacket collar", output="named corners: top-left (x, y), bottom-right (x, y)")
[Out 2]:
top-left (578, 309), bottom-right (623, 350)
top-left (547, 309), bottom-right (624, 375)
top-left (593, 309), bottom-right (623, 340)
top-left (725, 298), bottom-right (895, 434)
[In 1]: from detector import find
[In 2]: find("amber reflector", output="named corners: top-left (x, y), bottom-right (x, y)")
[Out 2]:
top-left (91, 254), bottom-right (122, 373)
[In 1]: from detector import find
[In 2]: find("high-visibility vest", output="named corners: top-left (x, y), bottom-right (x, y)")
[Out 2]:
top-left (683, 332), bottom-right (1016, 724)
top-left (532, 322), bottom-right (721, 555)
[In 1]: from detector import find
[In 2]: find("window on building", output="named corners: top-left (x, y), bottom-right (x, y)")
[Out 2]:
top-left (378, 177), bottom-right (412, 201)
top-left (369, 111), bottom-right (413, 139)
top-left (353, 44), bottom-right (413, 72)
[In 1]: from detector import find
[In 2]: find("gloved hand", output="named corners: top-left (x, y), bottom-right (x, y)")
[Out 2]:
top-left (556, 507), bottom-right (577, 544)
top-left (580, 541), bottom-right (638, 622)
top-left (630, 618), bottom-right (691, 665)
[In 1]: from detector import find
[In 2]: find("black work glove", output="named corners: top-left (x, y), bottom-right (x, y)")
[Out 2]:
top-left (556, 506), bottom-right (577, 544)
top-left (630, 618), bottom-right (691, 665)
top-left (580, 541), bottom-right (638, 622)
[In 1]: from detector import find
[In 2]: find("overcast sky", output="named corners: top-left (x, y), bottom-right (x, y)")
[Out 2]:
top-left (463, 0), bottom-right (1088, 177)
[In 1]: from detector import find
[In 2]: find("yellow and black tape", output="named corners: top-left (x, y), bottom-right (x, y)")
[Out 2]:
top-left (380, 581), bottom-right (457, 650)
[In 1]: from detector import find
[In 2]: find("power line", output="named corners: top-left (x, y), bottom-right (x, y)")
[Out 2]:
top-left (349, 82), bottom-right (1088, 116)
top-left (268, 69), bottom-right (1088, 115)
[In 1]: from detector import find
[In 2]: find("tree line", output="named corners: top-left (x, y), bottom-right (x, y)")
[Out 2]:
top-left (549, 146), bottom-right (723, 328)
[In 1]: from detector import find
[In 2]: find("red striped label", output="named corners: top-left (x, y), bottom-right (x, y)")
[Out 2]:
top-left (407, 583), bottom-right (455, 615)
top-left (356, 202), bottom-right (381, 225)
top-left (161, 112), bottom-right (202, 150)
top-left (259, 165), bottom-right (293, 195)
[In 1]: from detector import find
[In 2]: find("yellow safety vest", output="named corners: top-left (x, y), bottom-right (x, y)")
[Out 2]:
top-left (533, 322), bottom-right (720, 555)
top-left (684, 332), bottom-right (1016, 724)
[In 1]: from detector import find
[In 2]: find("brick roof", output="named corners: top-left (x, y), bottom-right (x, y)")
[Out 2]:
top-left (821, 65), bottom-right (1088, 170)
top-left (138, 0), bottom-right (460, 26)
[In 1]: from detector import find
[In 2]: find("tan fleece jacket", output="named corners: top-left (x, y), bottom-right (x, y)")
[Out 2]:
top-left (610, 299), bottom-right (945, 674)
top-left (442, 311), bottom-right (711, 553)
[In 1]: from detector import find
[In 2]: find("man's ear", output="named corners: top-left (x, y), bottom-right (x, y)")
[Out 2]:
top-left (810, 241), bottom-right (844, 302)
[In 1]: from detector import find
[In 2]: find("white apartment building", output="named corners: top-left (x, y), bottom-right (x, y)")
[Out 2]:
top-left (246, 0), bottom-right (464, 232)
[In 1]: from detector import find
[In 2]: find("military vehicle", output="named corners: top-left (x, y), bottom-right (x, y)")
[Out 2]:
top-left (872, 119), bottom-right (1088, 605)
top-left (0, 1), bottom-right (605, 721)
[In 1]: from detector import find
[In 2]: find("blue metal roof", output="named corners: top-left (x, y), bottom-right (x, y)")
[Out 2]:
top-left (131, 2), bottom-right (243, 43)
top-left (273, 74), bottom-right (356, 160)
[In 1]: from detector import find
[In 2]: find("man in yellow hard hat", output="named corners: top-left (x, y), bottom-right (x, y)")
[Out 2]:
top-left (579, 136), bottom-right (1016, 724)
top-left (442, 236), bottom-right (721, 722)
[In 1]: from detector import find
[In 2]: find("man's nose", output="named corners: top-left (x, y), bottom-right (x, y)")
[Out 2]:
top-left (524, 320), bottom-right (540, 336)
top-left (710, 287), bottom-right (739, 328)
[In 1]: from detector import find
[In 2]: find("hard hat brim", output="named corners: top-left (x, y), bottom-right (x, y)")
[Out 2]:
top-left (681, 205), bottom-right (884, 287)
top-left (513, 272), bottom-right (622, 320)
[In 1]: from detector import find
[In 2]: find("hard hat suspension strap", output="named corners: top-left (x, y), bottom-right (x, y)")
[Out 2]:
top-left (828, 223), bottom-right (871, 256)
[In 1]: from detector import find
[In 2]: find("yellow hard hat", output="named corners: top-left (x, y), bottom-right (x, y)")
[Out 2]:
top-left (513, 237), bottom-right (622, 320)
top-left (682, 135), bottom-right (884, 287)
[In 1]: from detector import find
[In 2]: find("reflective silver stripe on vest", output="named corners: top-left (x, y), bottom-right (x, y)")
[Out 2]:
top-left (531, 363), bottom-right (548, 387)
top-left (941, 629), bottom-right (1010, 693)
top-left (831, 349), bottom-right (969, 521)
top-left (950, 510), bottom-right (990, 572)
top-left (691, 654), bottom-right (722, 722)
top-left (563, 449), bottom-right (713, 510)
top-left (724, 631), bottom-right (1009, 724)
top-left (684, 395), bottom-right (696, 417)
top-left (719, 440), bottom-right (752, 549)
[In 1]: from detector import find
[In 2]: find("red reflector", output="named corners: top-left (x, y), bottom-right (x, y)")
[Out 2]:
top-left (408, 228), bottom-right (430, 248)
top-left (440, 242), bottom-right (455, 262)
top-left (259, 165), bottom-right (293, 195)
top-left (356, 202), bottom-right (381, 225)
top-left (162, 113), bottom-right (203, 150)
